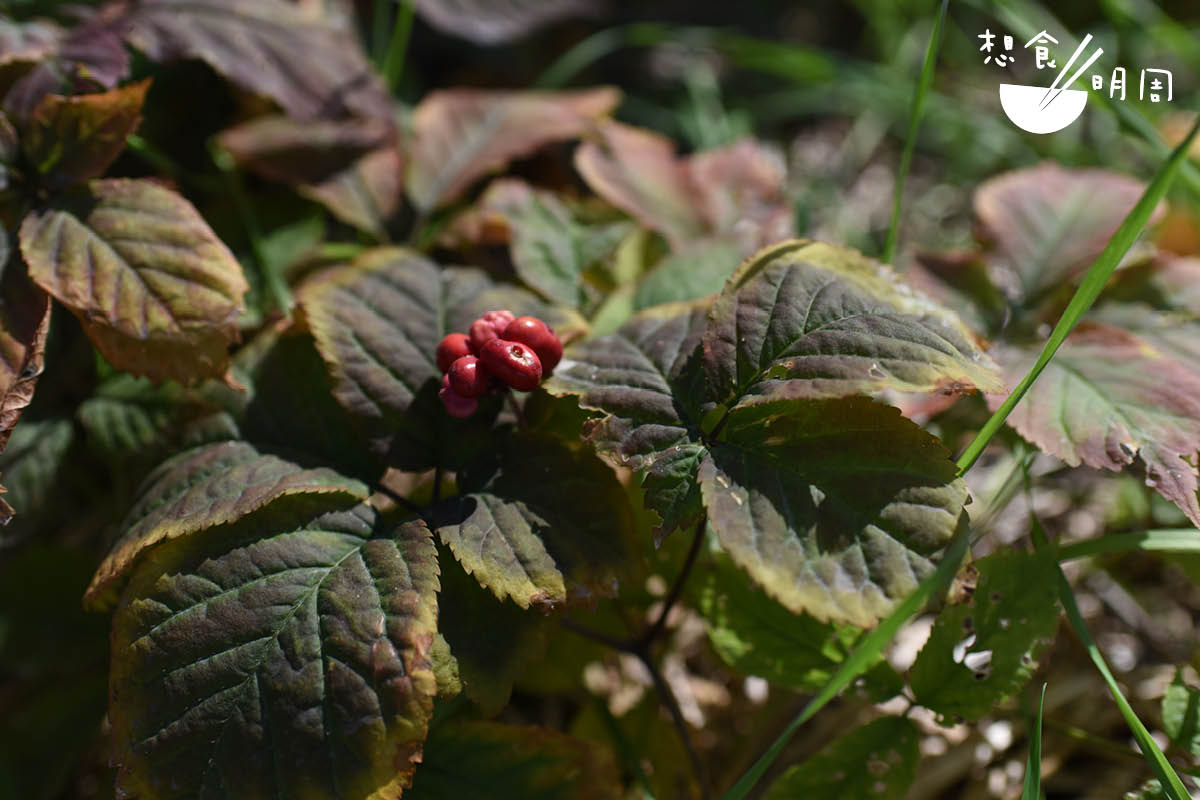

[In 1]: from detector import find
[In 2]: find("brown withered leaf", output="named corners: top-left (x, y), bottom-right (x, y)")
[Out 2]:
top-left (23, 79), bottom-right (150, 191)
top-left (18, 178), bottom-right (249, 384)
top-left (406, 87), bottom-right (620, 212)
top-left (992, 323), bottom-right (1200, 527)
top-left (0, 255), bottom-right (51, 453)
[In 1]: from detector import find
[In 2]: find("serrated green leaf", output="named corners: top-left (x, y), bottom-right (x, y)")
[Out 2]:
top-left (109, 501), bottom-right (439, 800)
top-left (436, 545), bottom-right (548, 713)
top-left (0, 418), bottom-right (73, 522)
top-left (975, 164), bottom-right (1162, 299)
top-left (697, 555), bottom-right (861, 691)
top-left (703, 239), bottom-right (1002, 409)
top-left (19, 178), bottom-right (249, 383)
top-left (762, 716), bottom-right (919, 800)
top-left (408, 720), bottom-right (621, 800)
top-left (23, 80), bottom-right (149, 191)
top-left (910, 551), bottom-right (1058, 722)
top-left (1163, 671), bottom-right (1200, 759)
top-left (632, 237), bottom-right (742, 311)
top-left (992, 324), bottom-right (1200, 527)
top-left (300, 247), bottom-right (564, 468)
top-left (85, 440), bottom-right (370, 610)
top-left (433, 432), bottom-right (631, 609)
top-left (700, 396), bottom-right (967, 626)
top-left (407, 88), bottom-right (620, 212)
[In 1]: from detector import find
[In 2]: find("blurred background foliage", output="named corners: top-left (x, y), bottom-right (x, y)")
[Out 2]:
top-left (5, 1), bottom-right (1200, 799)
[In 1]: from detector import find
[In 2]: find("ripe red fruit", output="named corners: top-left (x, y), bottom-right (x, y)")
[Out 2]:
top-left (480, 338), bottom-right (542, 392)
top-left (503, 316), bottom-right (562, 375)
top-left (468, 309), bottom-right (516, 354)
top-left (439, 373), bottom-right (478, 418)
top-left (436, 333), bottom-right (472, 373)
top-left (447, 355), bottom-right (491, 398)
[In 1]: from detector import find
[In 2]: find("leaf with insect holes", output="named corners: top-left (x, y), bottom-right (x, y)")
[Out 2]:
top-left (762, 717), bottom-right (919, 800)
top-left (703, 240), bottom-right (1002, 410)
top-left (575, 122), bottom-right (793, 253)
top-left (406, 87), bottom-right (620, 212)
top-left (108, 500), bottom-right (439, 800)
top-left (119, 0), bottom-right (391, 121)
top-left (547, 302), bottom-right (709, 539)
top-left (23, 80), bottom-right (149, 191)
top-left (300, 247), bottom-right (570, 468)
top-left (975, 163), bottom-right (1164, 299)
top-left (84, 440), bottom-right (369, 610)
top-left (432, 431), bottom-right (632, 609)
top-left (909, 550), bottom-right (1059, 722)
top-left (991, 323), bottom-right (1200, 528)
top-left (19, 179), bottom-right (249, 384)
top-left (412, 0), bottom-right (600, 44)
top-left (408, 719), bottom-right (620, 800)
top-left (700, 397), bottom-right (968, 627)
top-left (0, 254), bottom-right (51, 454)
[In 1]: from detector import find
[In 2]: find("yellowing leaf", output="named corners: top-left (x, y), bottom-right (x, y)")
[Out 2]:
top-left (19, 179), bottom-right (249, 383)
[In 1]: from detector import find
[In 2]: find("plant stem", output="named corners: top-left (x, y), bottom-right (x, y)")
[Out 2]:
top-left (636, 518), bottom-right (706, 652)
top-left (881, 0), bottom-right (948, 266)
top-left (506, 393), bottom-right (527, 428)
top-left (643, 653), bottom-right (712, 800)
top-left (560, 618), bottom-right (637, 653)
top-left (372, 481), bottom-right (427, 519)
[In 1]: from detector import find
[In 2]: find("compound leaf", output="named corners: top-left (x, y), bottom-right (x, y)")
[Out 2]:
top-left (703, 239), bottom-right (1002, 410)
top-left (992, 323), bottom-right (1200, 528)
top-left (19, 179), bottom-right (249, 383)
top-left (85, 440), bottom-right (369, 610)
top-left (433, 431), bottom-right (631, 610)
top-left (109, 501), bottom-right (439, 800)
top-left (700, 396), bottom-right (967, 627)
top-left (407, 87), bottom-right (620, 212)
top-left (762, 716), bottom-right (919, 800)
top-left (910, 550), bottom-right (1059, 722)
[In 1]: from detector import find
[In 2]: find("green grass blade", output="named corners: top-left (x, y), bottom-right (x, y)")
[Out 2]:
top-left (381, 0), bottom-right (415, 93)
top-left (881, 0), bottom-right (948, 266)
top-left (720, 522), bottom-right (971, 800)
top-left (1057, 529), bottom-right (1200, 562)
top-left (955, 113), bottom-right (1200, 476)
top-left (1022, 683), bottom-right (1047, 800)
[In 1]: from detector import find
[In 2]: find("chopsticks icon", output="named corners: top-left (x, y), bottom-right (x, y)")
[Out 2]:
top-left (1039, 34), bottom-right (1104, 110)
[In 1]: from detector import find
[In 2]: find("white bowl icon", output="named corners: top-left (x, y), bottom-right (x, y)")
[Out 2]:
top-left (999, 83), bottom-right (1089, 134)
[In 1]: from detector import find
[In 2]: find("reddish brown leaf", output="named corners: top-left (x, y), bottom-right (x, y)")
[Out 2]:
top-left (992, 323), bottom-right (1200, 527)
top-left (298, 146), bottom-right (405, 239)
top-left (218, 113), bottom-right (394, 185)
top-left (412, 0), bottom-right (600, 44)
top-left (0, 256), bottom-right (51, 453)
top-left (19, 178), bottom-right (248, 384)
top-left (23, 79), bottom-right (150, 190)
top-left (406, 87), bottom-right (620, 211)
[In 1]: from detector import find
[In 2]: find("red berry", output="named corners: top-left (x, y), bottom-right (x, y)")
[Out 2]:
top-left (436, 333), bottom-right (472, 373)
top-left (448, 355), bottom-right (491, 398)
top-left (439, 373), bottom-right (478, 418)
top-left (480, 338), bottom-right (542, 392)
top-left (503, 316), bottom-right (563, 375)
top-left (468, 309), bottom-right (516, 354)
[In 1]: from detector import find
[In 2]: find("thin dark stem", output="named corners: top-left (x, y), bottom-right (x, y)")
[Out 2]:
top-left (506, 392), bottom-right (527, 428)
top-left (643, 653), bottom-right (712, 800)
top-left (560, 619), bottom-right (637, 653)
top-left (636, 517), bottom-right (706, 652)
top-left (372, 482), bottom-right (427, 519)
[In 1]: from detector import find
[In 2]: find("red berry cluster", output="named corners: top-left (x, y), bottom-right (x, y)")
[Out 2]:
top-left (436, 310), bottom-right (563, 418)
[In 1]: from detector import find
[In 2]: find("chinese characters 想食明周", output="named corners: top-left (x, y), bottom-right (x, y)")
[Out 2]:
top-left (978, 28), bottom-right (1173, 104)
